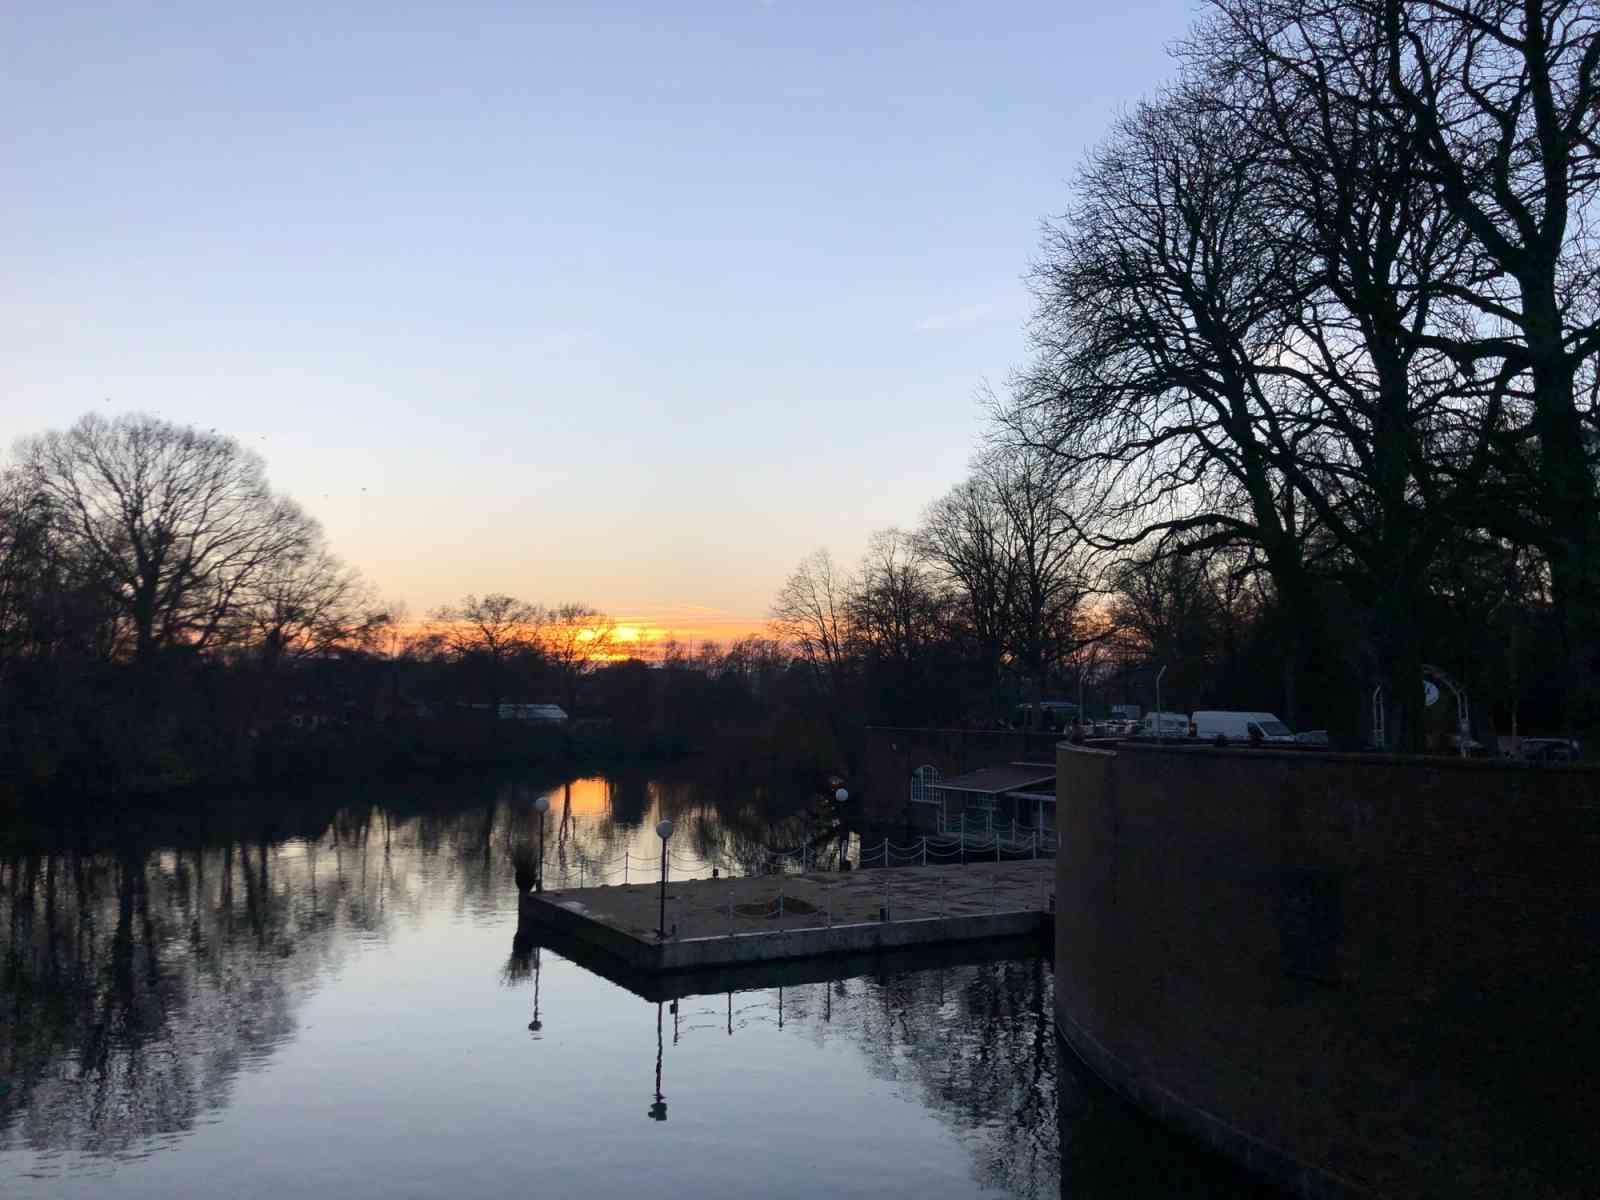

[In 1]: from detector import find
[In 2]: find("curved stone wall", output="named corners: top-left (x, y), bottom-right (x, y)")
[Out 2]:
top-left (1053, 741), bottom-right (1600, 1198)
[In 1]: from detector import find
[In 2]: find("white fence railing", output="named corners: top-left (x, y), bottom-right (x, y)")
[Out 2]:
top-left (533, 826), bottom-right (1057, 890)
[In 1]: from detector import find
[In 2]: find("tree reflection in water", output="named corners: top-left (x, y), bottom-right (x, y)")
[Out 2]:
top-left (0, 797), bottom-right (502, 1160)
top-left (0, 769), bottom-right (830, 1165)
top-left (4, 775), bottom-right (1277, 1198)
top-left (607, 960), bottom-right (1279, 1197)
top-left (2, 828), bottom-right (379, 1158)
top-left (659, 959), bottom-right (1058, 1198)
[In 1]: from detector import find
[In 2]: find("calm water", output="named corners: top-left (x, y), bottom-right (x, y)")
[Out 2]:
top-left (1, 771), bottom-right (1273, 1198)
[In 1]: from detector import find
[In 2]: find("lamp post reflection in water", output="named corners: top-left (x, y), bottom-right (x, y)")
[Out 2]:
top-left (648, 1001), bottom-right (667, 1121)
top-left (534, 795), bottom-right (549, 892)
top-left (527, 946), bottom-right (542, 1035)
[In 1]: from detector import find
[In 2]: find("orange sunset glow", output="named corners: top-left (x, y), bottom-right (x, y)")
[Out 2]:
top-left (542, 776), bottom-right (612, 817)
top-left (583, 615), bottom-right (775, 656)
top-left (401, 613), bottom-right (775, 660)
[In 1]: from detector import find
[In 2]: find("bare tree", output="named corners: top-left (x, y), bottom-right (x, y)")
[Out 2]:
top-left (1007, 72), bottom-right (1430, 735)
top-left (17, 413), bottom-right (314, 666)
top-left (770, 549), bottom-right (856, 695)
top-left (1109, 551), bottom-right (1228, 709)
top-left (1188, 0), bottom-right (1500, 746)
top-left (850, 529), bottom-right (946, 665)
top-left (717, 635), bottom-right (789, 699)
top-left (241, 545), bottom-right (391, 670)
top-left (1004, 81), bottom-right (1329, 730)
top-left (0, 473), bottom-right (78, 667)
top-left (539, 602), bottom-right (614, 713)
top-left (1374, 0), bottom-right (1600, 726)
top-left (919, 476), bottom-right (1018, 701)
top-left (431, 593), bottom-right (540, 714)
top-left (983, 445), bottom-right (1090, 698)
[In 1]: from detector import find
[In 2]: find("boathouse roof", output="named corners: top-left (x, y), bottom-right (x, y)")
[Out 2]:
top-left (933, 764), bottom-right (1056, 795)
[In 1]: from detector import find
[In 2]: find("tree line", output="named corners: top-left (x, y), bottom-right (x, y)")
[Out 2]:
top-left (0, 413), bottom-right (694, 795)
top-left (777, 0), bottom-right (1599, 753)
top-left (0, 410), bottom-right (862, 798)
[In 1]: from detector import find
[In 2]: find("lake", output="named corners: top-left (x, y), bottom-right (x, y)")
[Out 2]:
top-left (1, 770), bottom-right (1275, 1198)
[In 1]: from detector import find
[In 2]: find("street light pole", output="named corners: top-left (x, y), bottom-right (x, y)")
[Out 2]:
top-left (834, 788), bottom-right (849, 868)
top-left (656, 818), bottom-right (674, 940)
top-left (534, 794), bottom-right (550, 892)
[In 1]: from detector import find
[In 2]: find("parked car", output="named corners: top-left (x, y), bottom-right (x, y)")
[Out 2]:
top-left (1523, 739), bottom-right (1574, 764)
top-left (1190, 711), bottom-right (1296, 745)
top-left (1012, 700), bottom-right (1080, 731)
top-left (1518, 737), bottom-right (1578, 763)
top-left (1140, 711), bottom-right (1191, 737)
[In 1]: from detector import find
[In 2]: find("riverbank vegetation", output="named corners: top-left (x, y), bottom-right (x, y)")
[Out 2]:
top-left (0, 414), bottom-right (841, 802)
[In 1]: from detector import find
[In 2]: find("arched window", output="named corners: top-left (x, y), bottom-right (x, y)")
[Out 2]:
top-left (910, 764), bottom-right (942, 804)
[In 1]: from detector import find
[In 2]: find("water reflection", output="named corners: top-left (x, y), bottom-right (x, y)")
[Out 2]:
top-left (2, 776), bottom-right (1273, 1198)
top-left (1, 821), bottom-right (396, 1162)
top-left (635, 958), bottom-right (1061, 1198)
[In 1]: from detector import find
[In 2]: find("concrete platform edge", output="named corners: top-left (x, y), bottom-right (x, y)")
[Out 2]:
top-left (519, 889), bottom-right (1048, 973)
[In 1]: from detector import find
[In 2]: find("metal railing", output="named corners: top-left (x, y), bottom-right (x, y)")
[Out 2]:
top-left (534, 825), bottom-right (1058, 891)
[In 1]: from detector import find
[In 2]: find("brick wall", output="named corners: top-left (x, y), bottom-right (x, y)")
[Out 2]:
top-left (1054, 741), bottom-right (1600, 1198)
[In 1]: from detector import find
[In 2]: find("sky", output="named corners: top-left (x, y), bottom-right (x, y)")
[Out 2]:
top-left (2, 0), bottom-right (1200, 646)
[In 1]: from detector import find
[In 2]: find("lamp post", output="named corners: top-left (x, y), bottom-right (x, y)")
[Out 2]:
top-left (534, 794), bottom-right (550, 892)
top-left (656, 818), bottom-right (674, 940)
top-left (834, 788), bottom-right (848, 869)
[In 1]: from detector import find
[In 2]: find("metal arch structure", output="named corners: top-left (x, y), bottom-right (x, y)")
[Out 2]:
top-left (1371, 666), bottom-right (1471, 757)
top-left (1421, 664), bottom-right (1471, 758)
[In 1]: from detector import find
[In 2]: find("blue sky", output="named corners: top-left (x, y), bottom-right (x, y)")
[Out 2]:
top-left (2, 0), bottom-right (1198, 635)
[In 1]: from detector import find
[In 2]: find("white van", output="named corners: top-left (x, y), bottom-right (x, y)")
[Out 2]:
top-left (1190, 711), bottom-right (1295, 744)
top-left (1140, 711), bottom-right (1191, 737)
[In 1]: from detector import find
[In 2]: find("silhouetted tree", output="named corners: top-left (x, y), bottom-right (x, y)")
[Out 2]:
top-left (430, 593), bottom-right (541, 716)
top-left (539, 602), bottom-right (613, 713)
top-left (18, 413), bottom-right (315, 667)
top-left (770, 549), bottom-right (856, 698)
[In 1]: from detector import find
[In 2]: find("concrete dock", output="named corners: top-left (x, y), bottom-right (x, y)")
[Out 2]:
top-left (517, 860), bottom-right (1054, 975)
